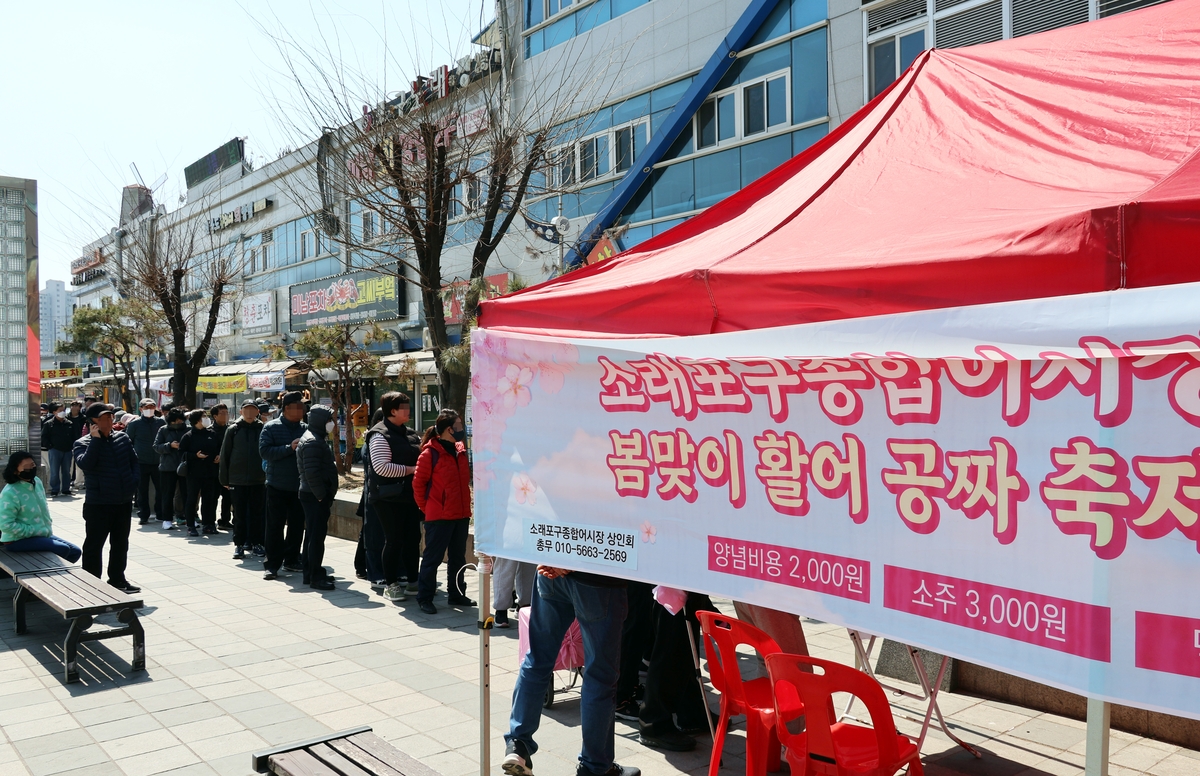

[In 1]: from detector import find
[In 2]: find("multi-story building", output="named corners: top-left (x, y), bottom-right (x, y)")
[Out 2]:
top-left (38, 279), bottom-right (76, 371)
top-left (0, 176), bottom-right (39, 454)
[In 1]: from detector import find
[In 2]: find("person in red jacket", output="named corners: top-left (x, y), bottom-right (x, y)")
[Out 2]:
top-left (412, 409), bottom-right (474, 615)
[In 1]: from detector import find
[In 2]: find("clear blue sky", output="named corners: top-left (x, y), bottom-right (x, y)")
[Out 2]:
top-left (0, 1), bottom-right (485, 285)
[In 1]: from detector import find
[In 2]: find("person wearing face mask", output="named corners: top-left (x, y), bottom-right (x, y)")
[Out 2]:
top-left (124, 399), bottom-right (165, 525)
top-left (73, 403), bottom-right (141, 594)
top-left (40, 403), bottom-right (77, 497)
top-left (209, 404), bottom-right (233, 530)
top-left (259, 391), bottom-right (308, 581)
top-left (220, 400), bottom-right (267, 560)
top-left (0, 451), bottom-right (82, 562)
top-left (179, 409), bottom-right (222, 537)
top-left (412, 409), bottom-right (475, 615)
top-left (296, 404), bottom-right (339, 591)
top-left (152, 408), bottom-right (189, 530)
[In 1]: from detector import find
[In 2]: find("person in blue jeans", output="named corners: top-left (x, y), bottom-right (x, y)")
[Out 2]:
top-left (503, 566), bottom-right (640, 776)
top-left (0, 451), bottom-right (82, 561)
top-left (40, 404), bottom-right (77, 497)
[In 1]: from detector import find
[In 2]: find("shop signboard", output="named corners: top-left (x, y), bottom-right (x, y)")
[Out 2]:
top-left (289, 271), bottom-right (400, 331)
top-left (247, 371), bottom-right (285, 392)
top-left (444, 273), bottom-right (508, 324)
top-left (197, 375), bottom-right (247, 394)
top-left (41, 367), bottom-right (82, 380)
top-left (242, 293), bottom-right (275, 335)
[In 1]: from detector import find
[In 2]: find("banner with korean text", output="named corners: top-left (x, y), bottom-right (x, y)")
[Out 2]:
top-left (472, 281), bottom-right (1200, 720)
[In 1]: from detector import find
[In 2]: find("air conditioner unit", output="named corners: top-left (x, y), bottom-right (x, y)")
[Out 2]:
top-left (218, 349), bottom-right (230, 362)
top-left (421, 327), bottom-right (432, 350)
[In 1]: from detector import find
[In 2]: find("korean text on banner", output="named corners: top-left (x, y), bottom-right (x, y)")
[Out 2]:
top-left (247, 372), bottom-right (285, 392)
top-left (471, 282), bottom-right (1200, 722)
top-left (196, 375), bottom-right (247, 394)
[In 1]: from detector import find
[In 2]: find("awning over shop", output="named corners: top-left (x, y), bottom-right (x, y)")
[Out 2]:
top-left (480, 0), bottom-right (1200, 338)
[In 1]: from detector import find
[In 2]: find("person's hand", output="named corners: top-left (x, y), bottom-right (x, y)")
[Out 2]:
top-left (170, 441), bottom-right (180, 449)
top-left (290, 439), bottom-right (300, 450)
top-left (89, 425), bottom-right (101, 438)
top-left (213, 455), bottom-right (220, 464)
top-left (537, 565), bottom-right (570, 579)
top-left (196, 452), bottom-right (208, 459)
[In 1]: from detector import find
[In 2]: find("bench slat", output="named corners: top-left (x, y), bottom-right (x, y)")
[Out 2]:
top-left (270, 750), bottom-right (343, 776)
top-left (344, 733), bottom-right (442, 776)
top-left (19, 568), bottom-right (142, 618)
top-left (308, 743), bottom-right (374, 776)
top-left (44, 570), bottom-right (113, 610)
top-left (0, 550), bottom-right (68, 576)
top-left (327, 738), bottom-right (405, 776)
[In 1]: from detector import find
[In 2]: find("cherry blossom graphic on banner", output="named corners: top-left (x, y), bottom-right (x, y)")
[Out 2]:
top-left (473, 281), bottom-right (1200, 721)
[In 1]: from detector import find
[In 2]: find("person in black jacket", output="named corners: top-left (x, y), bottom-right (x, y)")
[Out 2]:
top-left (152, 408), bottom-right (188, 530)
top-left (179, 409), bottom-right (221, 537)
top-left (40, 403), bottom-right (76, 497)
top-left (72, 403), bottom-right (141, 594)
top-left (296, 404), bottom-right (339, 590)
top-left (124, 399), bottom-right (165, 525)
top-left (220, 400), bottom-right (266, 560)
top-left (364, 391), bottom-right (423, 601)
top-left (210, 404), bottom-right (233, 530)
top-left (68, 400), bottom-right (85, 491)
top-left (259, 391), bottom-right (308, 580)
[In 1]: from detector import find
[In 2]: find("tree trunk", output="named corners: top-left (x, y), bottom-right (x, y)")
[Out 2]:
top-left (444, 371), bottom-right (468, 419)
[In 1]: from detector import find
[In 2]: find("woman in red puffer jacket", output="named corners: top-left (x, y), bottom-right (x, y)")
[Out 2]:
top-left (412, 409), bottom-right (473, 614)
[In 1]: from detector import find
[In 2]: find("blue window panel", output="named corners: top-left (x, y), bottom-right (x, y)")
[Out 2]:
top-left (695, 148), bottom-right (740, 209)
top-left (652, 217), bottom-right (686, 236)
top-left (791, 28), bottom-right (828, 124)
top-left (792, 122), bottom-right (827, 155)
top-left (576, 0), bottom-right (611, 34)
top-left (663, 120), bottom-right (693, 161)
top-left (651, 160), bottom-right (695, 219)
top-left (544, 15), bottom-right (574, 50)
top-left (612, 92), bottom-right (650, 126)
top-left (900, 29), bottom-right (925, 74)
top-left (582, 106), bottom-right (613, 136)
top-left (717, 94), bottom-right (736, 141)
top-left (791, 0), bottom-right (825, 30)
top-left (748, 0), bottom-right (790, 47)
top-left (621, 181), bottom-right (653, 224)
top-left (767, 76), bottom-right (788, 126)
top-left (650, 77), bottom-right (693, 113)
top-left (651, 108), bottom-right (673, 137)
top-left (611, 0), bottom-right (647, 16)
top-left (527, 196), bottom-right (555, 223)
top-left (561, 192), bottom-right (584, 220)
top-left (739, 42), bottom-right (790, 83)
top-left (621, 223), bottom-right (654, 248)
top-left (526, 0), bottom-right (544, 29)
top-left (740, 134), bottom-right (791, 188)
top-left (579, 182), bottom-right (615, 216)
top-left (633, 120), bottom-right (648, 163)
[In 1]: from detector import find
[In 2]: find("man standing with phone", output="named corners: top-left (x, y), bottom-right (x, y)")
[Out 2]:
top-left (73, 403), bottom-right (141, 594)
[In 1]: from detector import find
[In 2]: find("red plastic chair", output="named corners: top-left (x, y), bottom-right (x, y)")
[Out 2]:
top-left (696, 611), bottom-right (786, 776)
top-left (764, 653), bottom-right (924, 776)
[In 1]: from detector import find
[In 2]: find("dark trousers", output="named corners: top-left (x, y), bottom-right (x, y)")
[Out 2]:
top-left (186, 475), bottom-right (217, 529)
top-left (639, 594), bottom-right (717, 733)
top-left (378, 499), bottom-right (422, 585)
top-left (362, 500), bottom-right (385, 581)
top-left (136, 466), bottom-right (160, 522)
top-left (217, 485), bottom-right (232, 522)
top-left (299, 491), bottom-right (331, 584)
top-left (617, 581), bottom-right (656, 703)
top-left (82, 502), bottom-right (132, 586)
top-left (231, 484), bottom-right (266, 548)
top-left (264, 485), bottom-right (304, 573)
top-left (417, 517), bottom-right (469, 604)
top-left (158, 470), bottom-right (179, 524)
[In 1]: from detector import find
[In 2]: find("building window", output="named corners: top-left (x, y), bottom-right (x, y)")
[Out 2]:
top-left (868, 28), bottom-right (925, 99)
top-left (579, 133), bottom-right (610, 181)
top-left (362, 209), bottom-right (377, 243)
top-left (696, 70), bottom-right (789, 150)
top-left (301, 229), bottom-right (320, 260)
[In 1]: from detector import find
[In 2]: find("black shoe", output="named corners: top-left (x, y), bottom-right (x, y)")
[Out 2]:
top-left (48, 491), bottom-right (58, 497)
top-left (502, 740), bottom-right (533, 776)
top-left (217, 520), bottom-right (233, 530)
top-left (578, 765), bottom-right (641, 776)
top-left (203, 525), bottom-right (218, 535)
top-left (310, 579), bottom-right (336, 591)
top-left (232, 547), bottom-right (245, 560)
top-left (187, 528), bottom-right (200, 537)
top-left (263, 569), bottom-right (278, 581)
top-left (494, 609), bottom-right (510, 628)
top-left (678, 712), bottom-right (725, 736)
top-left (138, 518), bottom-right (149, 525)
top-left (355, 570), bottom-right (369, 580)
top-left (448, 595), bottom-right (476, 607)
top-left (282, 563), bottom-right (303, 573)
top-left (614, 699), bottom-right (641, 722)
top-left (418, 601), bottom-right (437, 615)
top-left (638, 724), bottom-right (695, 752)
top-left (110, 581), bottom-right (141, 595)
top-left (252, 544), bottom-right (266, 557)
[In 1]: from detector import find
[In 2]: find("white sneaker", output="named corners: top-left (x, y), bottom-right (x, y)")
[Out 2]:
top-left (162, 521), bottom-right (173, 530)
top-left (371, 579), bottom-right (386, 590)
top-left (382, 583), bottom-right (408, 601)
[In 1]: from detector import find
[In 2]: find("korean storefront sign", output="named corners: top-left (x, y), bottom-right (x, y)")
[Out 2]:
top-left (289, 270), bottom-right (400, 331)
top-left (247, 372), bottom-right (286, 392)
top-left (242, 292), bottom-right (274, 335)
top-left (41, 367), bottom-right (82, 380)
top-left (471, 282), bottom-right (1200, 721)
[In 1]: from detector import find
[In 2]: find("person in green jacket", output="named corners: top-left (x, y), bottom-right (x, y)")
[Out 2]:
top-left (0, 451), bottom-right (81, 561)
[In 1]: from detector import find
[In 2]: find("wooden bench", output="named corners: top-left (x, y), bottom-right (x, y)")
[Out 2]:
top-left (252, 726), bottom-right (444, 776)
top-left (0, 548), bottom-right (69, 578)
top-left (13, 566), bottom-right (145, 683)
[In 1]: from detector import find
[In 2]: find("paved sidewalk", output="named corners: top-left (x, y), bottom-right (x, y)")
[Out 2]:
top-left (0, 496), bottom-right (1195, 776)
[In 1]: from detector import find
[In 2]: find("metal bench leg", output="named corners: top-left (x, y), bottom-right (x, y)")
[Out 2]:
top-left (13, 586), bottom-right (30, 634)
top-left (119, 608), bottom-right (146, 672)
top-left (64, 615), bottom-right (93, 684)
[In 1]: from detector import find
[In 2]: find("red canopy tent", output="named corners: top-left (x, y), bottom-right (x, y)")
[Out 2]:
top-left (481, 0), bottom-right (1200, 338)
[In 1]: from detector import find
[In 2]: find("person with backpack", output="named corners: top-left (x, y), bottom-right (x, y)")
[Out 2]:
top-left (220, 400), bottom-right (266, 560)
top-left (363, 392), bottom-right (422, 602)
top-left (411, 409), bottom-right (474, 615)
top-left (296, 404), bottom-right (339, 591)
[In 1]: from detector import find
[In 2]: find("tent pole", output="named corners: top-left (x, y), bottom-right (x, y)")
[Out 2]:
top-left (479, 560), bottom-right (493, 776)
top-left (1084, 698), bottom-right (1110, 776)
top-left (685, 619), bottom-right (717, 742)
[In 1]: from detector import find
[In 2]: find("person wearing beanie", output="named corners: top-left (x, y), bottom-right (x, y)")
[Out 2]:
top-left (124, 398), bottom-right (165, 525)
top-left (221, 400), bottom-right (267, 560)
top-left (296, 404), bottom-right (339, 590)
top-left (258, 391), bottom-right (308, 580)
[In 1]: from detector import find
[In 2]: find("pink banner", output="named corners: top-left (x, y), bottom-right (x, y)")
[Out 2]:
top-left (884, 565), bottom-right (1110, 660)
top-left (708, 535), bottom-right (870, 602)
top-left (1135, 611), bottom-right (1200, 679)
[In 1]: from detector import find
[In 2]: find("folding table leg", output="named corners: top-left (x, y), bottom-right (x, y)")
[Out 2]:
top-left (910, 653), bottom-right (980, 758)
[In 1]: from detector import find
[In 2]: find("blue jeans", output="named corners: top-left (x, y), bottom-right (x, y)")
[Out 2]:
top-left (7, 535), bottom-right (82, 563)
top-left (47, 449), bottom-right (72, 495)
top-left (507, 574), bottom-right (628, 774)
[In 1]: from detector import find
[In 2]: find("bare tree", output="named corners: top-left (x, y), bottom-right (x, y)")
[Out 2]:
top-left (61, 298), bottom-right (167, 410)
top-left (121, 212), bottom-right (241, 408)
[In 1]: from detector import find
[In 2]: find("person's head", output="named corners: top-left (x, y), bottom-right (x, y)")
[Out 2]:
top-left (139, 398), bottom-right (156, 418)
top-left (307, 404), bottom-right (334, 437)
top-left (69, 400), bottom-right (81, 416)
top-left (280, 391), bottom-right (305, 423)
top-left (240, 399), bottom-right (260, 423)
top-left (83, 395), bottom-right (96, 405)
top-left (166, 407), bottom-right (187, 426)
top-left (381, 391), bottom-right (410, 427)
top-left (85, 403), bottom-right (115, 435)
top-left (422, 409), bottom-right (462, 445)
top-left (187, 409), bottom-right (209, 429)
top-left (210, 403), bottom-right (229, 426)
top-left (3, 451), bottom-right (37, 484)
